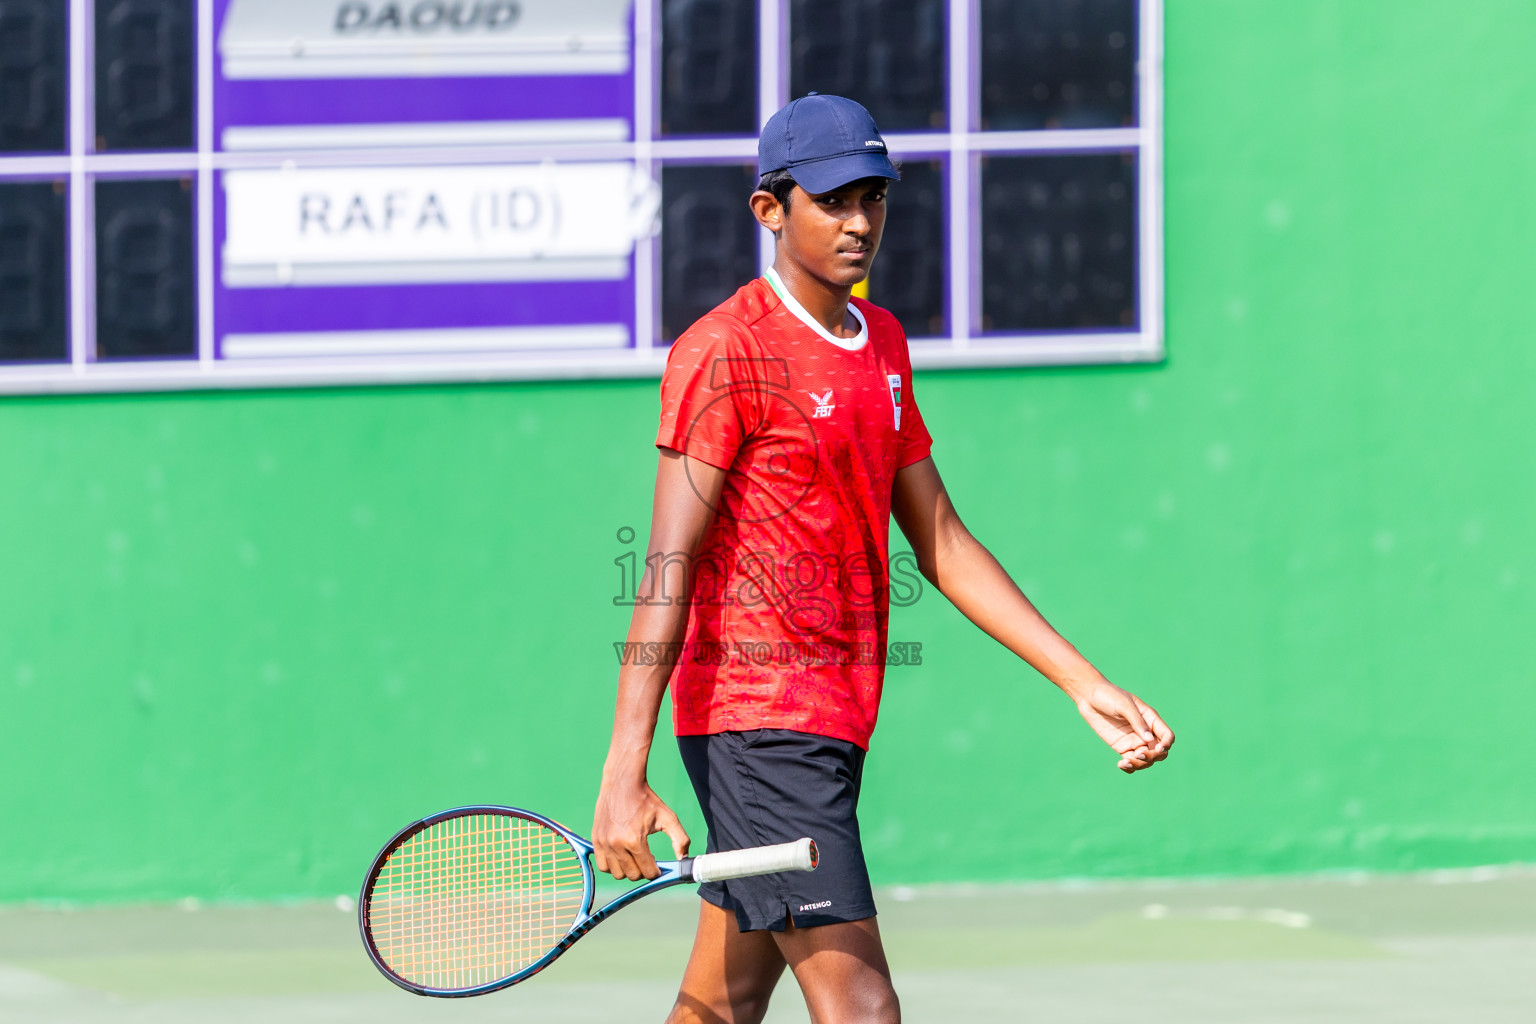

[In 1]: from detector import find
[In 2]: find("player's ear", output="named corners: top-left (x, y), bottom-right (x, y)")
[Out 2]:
top-left (749, 190), bottom-right (783, 233)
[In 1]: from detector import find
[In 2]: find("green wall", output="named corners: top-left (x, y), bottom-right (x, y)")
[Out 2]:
top-left (4, 2), bottom-right (1535, 903)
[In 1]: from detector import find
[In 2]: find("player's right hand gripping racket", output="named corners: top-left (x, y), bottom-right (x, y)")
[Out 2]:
top-left (359, 804), bottom-right (817, 997)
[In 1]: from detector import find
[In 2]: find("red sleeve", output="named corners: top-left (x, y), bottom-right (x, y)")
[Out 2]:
top-left (655, 314), bottom-right (756, 470)
top-left (895, 335), bottom-right (933, 469)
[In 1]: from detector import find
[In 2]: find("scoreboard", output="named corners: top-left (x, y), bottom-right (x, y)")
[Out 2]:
top-left (0, 0), bottom-right (1161, 394)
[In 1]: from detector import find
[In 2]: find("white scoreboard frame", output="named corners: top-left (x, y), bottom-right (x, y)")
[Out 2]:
top-left (0, 0), bottom-right (1162, 394)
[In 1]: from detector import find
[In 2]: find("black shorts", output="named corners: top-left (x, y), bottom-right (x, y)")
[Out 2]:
top-left (677, 729), bottom-right (875, 932)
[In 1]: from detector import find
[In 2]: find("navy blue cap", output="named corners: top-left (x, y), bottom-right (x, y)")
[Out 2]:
top-left (758, 93), bottom-right (900, 194)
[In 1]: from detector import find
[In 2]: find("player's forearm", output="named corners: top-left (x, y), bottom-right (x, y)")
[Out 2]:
top-left (602, 676), bottom-right (665, 783)
top-left (602, 450), bottom-right (724, 787)
top-left (602, 601), bottom-right (690, 784)
top-left (929, 528), bottom-right (1106, 700)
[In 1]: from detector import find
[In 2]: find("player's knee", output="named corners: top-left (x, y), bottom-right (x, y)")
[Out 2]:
top-left (818, 976), bottom-right (898, 1024)
top-left (727, 987), bottom-right (776, 1024)
top-left (669, 977), bottom-right (779, 1024)
top-left (724, 962), bottom-right (783, 1022)
top-left (859, 981), bottom-right (900, 1024)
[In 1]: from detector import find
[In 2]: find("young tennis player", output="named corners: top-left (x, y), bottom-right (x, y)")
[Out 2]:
top-left (593, 94), bottom-right (1174, 1023)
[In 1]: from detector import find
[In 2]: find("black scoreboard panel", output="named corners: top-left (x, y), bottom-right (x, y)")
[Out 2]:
top-left (661, 159), bottom-right (948, 343)
top-left (94, 0), bottom-right (195, 151)
top-left (0, 180), bottom-right (68, 362)
top-left (94, 177), bottom-right (195, 359)
top-left (980, 0), bottom-right (1138, 131)
top-left (0, 1), bottom-right (1160, 393)
top-left (661, 0), bottom-right (758, 136)
top-left (980, 151), bottom-right (1137, 331)
top-left (868, 159), bottom-right (945, 337)
top-left (0, 0), bottom-right (68, 153)
top-left (790, 0), bottom-right (947, 132)
top-left (660, 163), bottom-right (761, 342)
top-left (648, 0), bottom-right (1154, 357)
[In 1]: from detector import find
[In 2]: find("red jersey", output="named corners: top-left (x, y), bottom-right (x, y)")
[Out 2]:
top-left (655, 270), bottom-right (933, 749)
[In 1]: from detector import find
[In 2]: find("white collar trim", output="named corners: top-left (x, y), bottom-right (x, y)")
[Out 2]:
top-left (764, 267), bottom-right (869, 352)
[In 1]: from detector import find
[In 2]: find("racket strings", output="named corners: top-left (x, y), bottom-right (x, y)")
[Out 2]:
top-left (365, 813), bottom-right (586, 990)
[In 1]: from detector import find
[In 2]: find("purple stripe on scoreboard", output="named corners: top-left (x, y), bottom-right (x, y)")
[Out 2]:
top-left (214, 279), bottom-right (633, 338)
top-left (210, 277), bottom-right (629, 337)
top-left (215, 75), bottom-right (633, 132)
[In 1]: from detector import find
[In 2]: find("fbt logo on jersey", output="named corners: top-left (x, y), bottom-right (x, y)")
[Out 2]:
top-left (809, 390), bottom-right (836, 418)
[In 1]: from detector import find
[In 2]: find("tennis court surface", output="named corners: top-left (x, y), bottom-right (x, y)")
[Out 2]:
top-left (3, 869), bottom-right (1532, 1023)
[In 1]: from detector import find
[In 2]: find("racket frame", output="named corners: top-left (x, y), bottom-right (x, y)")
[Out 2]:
top-left (359, 804), bottom-right (695, 998)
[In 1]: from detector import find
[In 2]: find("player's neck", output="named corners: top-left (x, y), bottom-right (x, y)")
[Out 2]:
top-left (768, 259), bottom-right (860, 339)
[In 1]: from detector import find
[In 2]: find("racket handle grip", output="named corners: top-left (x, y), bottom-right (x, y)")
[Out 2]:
top-left (689, 838), bottom-right (818, 882)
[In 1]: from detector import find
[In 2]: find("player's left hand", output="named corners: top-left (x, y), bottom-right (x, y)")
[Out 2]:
top-left (1069, 680), bottom-right (1174, 773)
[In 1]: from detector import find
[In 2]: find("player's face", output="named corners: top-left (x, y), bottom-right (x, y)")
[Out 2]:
top-left (778, 178), bottom-right (888, 289)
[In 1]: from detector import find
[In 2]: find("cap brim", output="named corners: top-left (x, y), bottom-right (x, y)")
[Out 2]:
top-left (788, 152), bottom-right (901, 194)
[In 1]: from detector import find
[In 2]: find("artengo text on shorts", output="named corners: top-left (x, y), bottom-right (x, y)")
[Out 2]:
top-left (798, 901), bottom-right (833, 912)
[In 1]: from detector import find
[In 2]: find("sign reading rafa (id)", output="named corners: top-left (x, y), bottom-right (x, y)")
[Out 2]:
top-left (222, 162), bottom-right (659, 288)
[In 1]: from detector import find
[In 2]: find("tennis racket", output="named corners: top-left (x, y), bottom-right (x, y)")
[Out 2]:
top-left (358, 804), bottom-right (817, 997)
